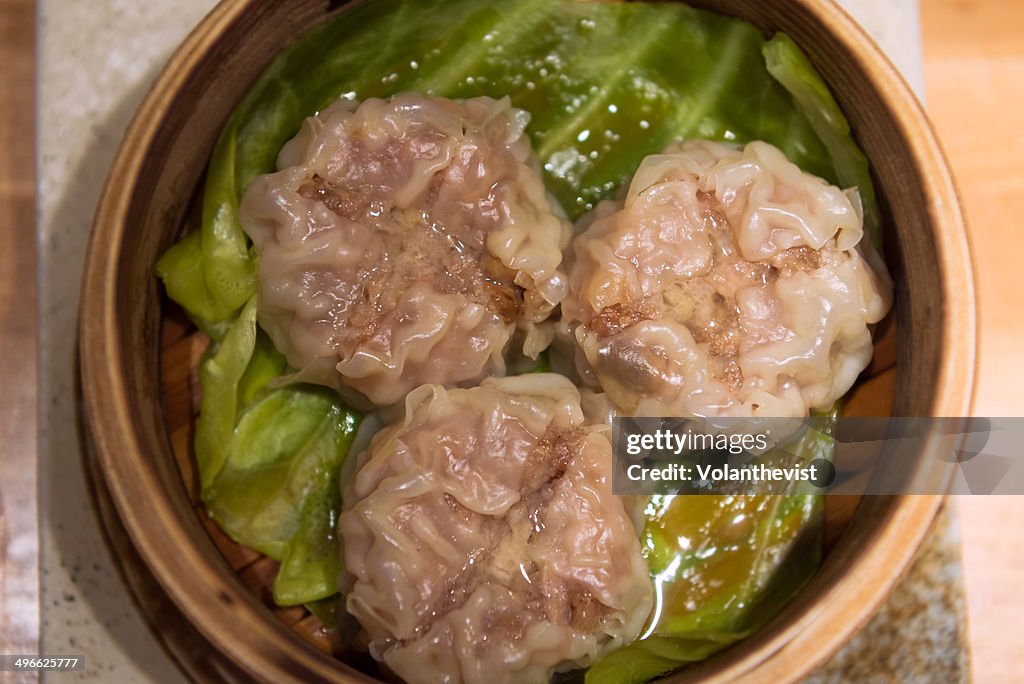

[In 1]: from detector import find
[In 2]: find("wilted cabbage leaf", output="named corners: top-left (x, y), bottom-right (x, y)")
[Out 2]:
top-left (192, 297), bottom-right (360, 605)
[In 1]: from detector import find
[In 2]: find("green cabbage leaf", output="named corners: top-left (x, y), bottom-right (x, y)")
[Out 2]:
top-left (192, 297), bottom-right (360, 605)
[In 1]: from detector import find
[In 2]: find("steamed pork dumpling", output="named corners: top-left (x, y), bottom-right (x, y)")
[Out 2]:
top-left (562, 139), bottom-right (892, 418)
top-left (339, 374), bottom-right (653, 684)
top-left (240, 94), bottom-right (570, 407)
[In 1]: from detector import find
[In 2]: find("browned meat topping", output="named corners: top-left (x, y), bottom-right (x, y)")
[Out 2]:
top-left (298, 174), bottom-right (374, 218)
top-left (402, 426), bottom-right (613, 645)
top-left (591, 300), bottom-right (658, 339)
top-left (771, 246), bottom-right (822, 275)
top-left (520, 427), bottom-right (579, 491)
top-left (594, 190), bottom-right (829, 393)
top-left (516, 569), bottom-right (611, 632)
top-left (569, 586), bottom-right (610, 632)
top-left (297, 173), bottom-right (524, 325)
top-left (588, 191), bottom-right (829, 393)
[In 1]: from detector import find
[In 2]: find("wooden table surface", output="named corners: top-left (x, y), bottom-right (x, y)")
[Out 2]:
top-left (921, 1), bottom-right (1024, 681)
top-left (2, 0), bottom-right (1022, 680)
top-left (0, 0), bottom-right (39, 667)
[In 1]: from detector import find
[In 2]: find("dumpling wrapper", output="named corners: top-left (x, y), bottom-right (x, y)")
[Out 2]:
top-left (339, 374), bottom-right (653, 684)
top-left (562, 139), bottom-right (892, 418)
top-left (240, 94), bottom-right (570, 408)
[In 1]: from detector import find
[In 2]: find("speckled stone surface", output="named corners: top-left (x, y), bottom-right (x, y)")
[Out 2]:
top-left (39, 6), bottom-right (214, 682)
top-left (37, 1), bottom-right (963, 682)
top-left (805, 505), bottom-right (970, 683)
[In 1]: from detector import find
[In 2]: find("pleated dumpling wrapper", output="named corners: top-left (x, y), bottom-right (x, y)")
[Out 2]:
top-left (339, 374), bottom-right (653, 684)
top-left (562, 139), bottom-right (892, 418)
top-left (240, 94), bottom-right (570, 407)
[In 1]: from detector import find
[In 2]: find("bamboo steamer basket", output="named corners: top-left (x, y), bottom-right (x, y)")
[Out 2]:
top-left (79, 0), bottom-right (977, 682)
